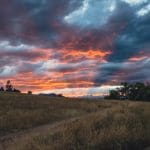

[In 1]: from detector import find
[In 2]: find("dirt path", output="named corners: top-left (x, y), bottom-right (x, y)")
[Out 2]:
top-left (0, 117), bottom-right (80, 150)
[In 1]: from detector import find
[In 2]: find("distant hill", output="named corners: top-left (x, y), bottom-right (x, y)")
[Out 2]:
top-left (39, 93), bottom-right (64, 97)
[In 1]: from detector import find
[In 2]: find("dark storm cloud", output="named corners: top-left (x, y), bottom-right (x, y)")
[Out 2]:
top-left (1, 0), bottom-right (149, 54)
top-left (56, 0), bottom-right (150, 60)
top-left (109, 8), bottom-right (150, 62)
top-left (0, 42), bottom-right (49, 68)
top-left (106, 0), bottom-right (150, 62)
top-left (0, 0), bottom-right (149, 51)
top-left (0, 0), bottom-right (149, 92)
top-left (91, 1), bottom-right (150, 85)
top-left (0, 0), bottom-right (82, 46)
top-left (95, 58), bottom-right (150, 85)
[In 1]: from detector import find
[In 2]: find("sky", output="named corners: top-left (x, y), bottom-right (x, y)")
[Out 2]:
top-left (0, 0), bottom-right (149, 97)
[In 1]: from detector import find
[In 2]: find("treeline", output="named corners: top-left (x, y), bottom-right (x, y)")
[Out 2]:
top-left (0, 80), bottom-right (63, 97)
top-left (0, 80), bottom-right (21, 93)
top-left (105, 82), bottom-right (150, 101)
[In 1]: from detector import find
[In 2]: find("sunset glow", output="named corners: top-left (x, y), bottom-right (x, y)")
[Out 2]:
top-left (0, 0), bottom-right (149, 97)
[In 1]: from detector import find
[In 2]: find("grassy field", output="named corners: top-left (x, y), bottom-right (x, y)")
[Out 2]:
top-left (0, 93), bottom-right (150, 150)
top-left (0, 93), bottom-right (103, 136)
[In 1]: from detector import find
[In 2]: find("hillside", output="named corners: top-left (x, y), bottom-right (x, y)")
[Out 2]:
top-left (0, 93), bottom-right (150, 150)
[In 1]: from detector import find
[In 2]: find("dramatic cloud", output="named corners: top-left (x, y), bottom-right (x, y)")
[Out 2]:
top-left (64, 0), bottom-right (116, 28)
top-left (95, 57), bottom-right (150, 85)
top-left (0, 0), bottom-right (149, 96)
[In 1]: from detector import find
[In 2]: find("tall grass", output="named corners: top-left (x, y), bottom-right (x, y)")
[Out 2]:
top-left (0, 93), bottom-right (113, 136)
top-left (13, 101), bottom-right (150, 150)
top-left (1, 93), bottom-right (150, 150)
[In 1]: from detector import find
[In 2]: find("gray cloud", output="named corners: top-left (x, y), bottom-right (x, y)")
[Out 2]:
top-left (95, 58), bottom-right (150, 85)
top-left (0, 0), bottom-right (149, 91)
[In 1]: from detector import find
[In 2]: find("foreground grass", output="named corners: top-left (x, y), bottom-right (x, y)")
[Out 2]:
top-left (0, 93), bottom-right (150, 150)
top-left (0, 93), bottom-right (112, 136)
top-left (14, 102), bottom-right (150, 150)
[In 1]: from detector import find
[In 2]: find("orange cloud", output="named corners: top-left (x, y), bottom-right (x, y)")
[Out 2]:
top-left (128, 51), bottom-right (150, 62)
top-left (59, 49), bottom-right (111, 63)
top-left (0, 44), bottom-right (112, 97)
top-left (129, 56), bottom-right (148, 62)
top-left (0, 70), bottom-right (95, 95)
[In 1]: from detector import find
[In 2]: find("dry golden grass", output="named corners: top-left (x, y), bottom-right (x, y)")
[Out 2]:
top-left (0, 93), bottom-right (112, 136)
top-left (14, 102), bottom-right (150, 150)
top-left (0, 93), bottom-right (150, 150)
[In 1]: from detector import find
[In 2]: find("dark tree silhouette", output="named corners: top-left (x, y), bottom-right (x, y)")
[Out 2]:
top-left (109, 90), bottom-right (120, 99)
top-left (28, 91), bottom-right (32, 95)
top-left (105, 82), bottom-right (150, 101)
top-left (6, 80), bottom-right (13, 92)
top-left (13, 88), bottom-right (21, 93)
top-left (5, 80), bottom-right (21, 93)
top-left (0, 87), bottom-right (4, 91)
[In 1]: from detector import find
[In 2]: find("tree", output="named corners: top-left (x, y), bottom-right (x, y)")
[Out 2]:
top-left (105, 82), bottom-right (150, 101)
top-left (119, 82), bottom-right (130, 98)
top-left (0, 87), bottom-right (4, 91)
top-left (13, 88), bottom-right (21, 93)
top-left (28, 91), bottom-right (32, 95)
top-left (108, 90), bottom-right (120, 99)
top-left (6, 80), bottom-right (13, 92)
top-left (5, 80), bottom-right (21, 93)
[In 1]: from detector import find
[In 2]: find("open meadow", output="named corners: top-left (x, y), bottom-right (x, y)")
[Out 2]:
top-left (0, 93), bottom-right (150, 150)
